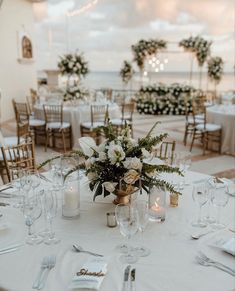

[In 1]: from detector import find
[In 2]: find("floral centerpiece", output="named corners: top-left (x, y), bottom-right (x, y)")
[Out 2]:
top-left (131, 39), bottom-right (167, 70)
top-left (58, 52), bottom-right (89, 81)
top-left (77, 123), bottom-right (181, 204)
top-left (63, 85), bottom-right (89, 103)
top-left (120, 61), bottom-right (135, 85)
top-left (207, 56), bottom-right (224, 84)
top-left (179, 36), bottom-right (211, 67)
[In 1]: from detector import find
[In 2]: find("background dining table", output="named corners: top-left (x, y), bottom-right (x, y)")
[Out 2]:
top-left (207, 104), bottom-right (235, 155)
top-left (34, 102), bottom-right (121, 148)
top-left (0, 170), bottom-right (234, 291)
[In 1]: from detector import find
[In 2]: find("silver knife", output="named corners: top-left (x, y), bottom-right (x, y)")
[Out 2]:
top-left (122, 265), bottom-right (131, 291)
top-left (0, 186), bottom-right (13, 192)
top-left (130, 268), bottom-right (136, 291)
top-left (0, 247), bottom-right (20, 255)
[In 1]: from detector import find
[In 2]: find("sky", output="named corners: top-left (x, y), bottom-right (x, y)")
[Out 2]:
top-left (34, 0), bottom-right (235, 72)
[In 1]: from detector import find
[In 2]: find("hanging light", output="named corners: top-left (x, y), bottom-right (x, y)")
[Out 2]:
top-left (155, 68), bottom-right (159, 72)
top-left (156, 59), bottom-right (160, 65)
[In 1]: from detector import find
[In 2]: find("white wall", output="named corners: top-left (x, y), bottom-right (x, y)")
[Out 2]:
top-left (0, 0), bottom-right (37, 123)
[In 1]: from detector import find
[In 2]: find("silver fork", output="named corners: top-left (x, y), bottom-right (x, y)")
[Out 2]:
top-left (73, 244), bottom-right (103, 257)
top-left (196, 254), bottom-right (235, 276)
top-left (198, 252), bottom-right (235, 273)
top-left (37, 255), bottom-right (56, 290)
top-left (32, 256), bottom-right (49, 289)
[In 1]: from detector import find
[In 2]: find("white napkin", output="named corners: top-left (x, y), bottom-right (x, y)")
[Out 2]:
top-left (69, 258), bottom-right (107, 290)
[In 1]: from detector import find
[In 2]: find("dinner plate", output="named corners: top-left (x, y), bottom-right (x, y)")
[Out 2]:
top-left (221, 238), bottom-right (235, 256)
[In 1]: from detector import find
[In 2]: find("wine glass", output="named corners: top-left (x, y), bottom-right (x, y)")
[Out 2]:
top-left (115, 204), bottom-right (129, 253)
top-left (203, 178), bottom-right (216, 224)
top-left (133, 200), bottom-right (150, 257)
top-left (50, 156), bottom-right (63, 189)
top-left (43, 190), bottom-right (60, 245)
top-left (192, 183), bottom-right (208, 227)
top-left (23, 191), bottom-right (43, 245)
top-left (181, 152), bottom-right (192, 187)
top-left (11, 168), bottom-right (25, 208)
top-left (28, 169), bottom-right (41, 195)
top-left (116, 204), bottom-right (139, 264)
top-left (211, 184), bottom-right (229, 229)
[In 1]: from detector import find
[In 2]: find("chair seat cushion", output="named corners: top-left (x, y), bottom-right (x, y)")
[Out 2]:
top-left (195, 114), bottom-right (205, 120)
top-left (46, 122), bottom-right (70, 129)
top-left (81, 121), bottom-right (104, 129)
top-left (110, 119), bottom-right (131, 126)
top-left (29, 119), bottom-right (45, 127)
top-left (196, 123), bottom-right (221, 132)
top-left (187, 117), bottom-right (204, 124)
top-left (1, 136), bottom-right (25, 147)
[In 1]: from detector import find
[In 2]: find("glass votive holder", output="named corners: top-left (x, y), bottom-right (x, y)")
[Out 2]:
top-left (148, 186), bottom-right (166, 222)
top-left (62, 178), bottom-right (80, 219)
top-left (106, 212), bottom-right (117, 227)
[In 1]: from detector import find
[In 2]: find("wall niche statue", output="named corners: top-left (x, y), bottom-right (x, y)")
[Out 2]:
top-left (17, 31), bottom-right (34, 63)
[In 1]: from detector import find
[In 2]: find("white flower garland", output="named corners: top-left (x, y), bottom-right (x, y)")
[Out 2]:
top-left (207, 56), bottom-right (223, 84)
top-left (120, 61), bottom-right (135, 84)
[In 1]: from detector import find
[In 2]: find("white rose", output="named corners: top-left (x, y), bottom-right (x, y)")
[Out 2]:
top-left (141, 148), bottom-right (151, 158)
top-left (102, 182), bottom-right (118, 193)
top-left (123, 157), bottom-right (142, 170)
top-left (69, 62), bottom-right (73, 69)
top-left (98, 151), bottom-right (106, 161)
top-left (107, 144), bottom-right (125, 164)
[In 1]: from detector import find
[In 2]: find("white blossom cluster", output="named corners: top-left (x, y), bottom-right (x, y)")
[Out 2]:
top-left (207, 57), bottom-right (224, 84)
top-left (131, 39), bottom-right (167, 70)
top-left (58, 52), bottom-right (89, 78)
top-left (179, 36), bottom-right (211, 67)
top-left (63, 86), bottom-right (89, 102)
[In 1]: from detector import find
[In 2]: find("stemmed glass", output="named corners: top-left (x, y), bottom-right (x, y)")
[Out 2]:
top-left (133, 200), bottom-right (150, 257)
top-left (203, 179), bottom-right (216, 224)
top-left (43, 190), bottom-right (60, 245)
top-left (180, 152), bottom-right (192, 187)
top-left (23, 191), bottom-right (43, 245)
top-left (28, 169), bottom-right (41, 195)
top-left (116, 204), bottom-right (139, 264)
top-left (11, 168), bottom-right (25, 208)
top-left (192, 183), bottom-right (209, 228)
top-left (50, 156), bottom-right (63, 189)
top-left (211, 184), bottom-right (229, 229)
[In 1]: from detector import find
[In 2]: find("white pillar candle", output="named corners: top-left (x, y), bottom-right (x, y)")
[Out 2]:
top-left (64, 185), bottom-right (79, 210)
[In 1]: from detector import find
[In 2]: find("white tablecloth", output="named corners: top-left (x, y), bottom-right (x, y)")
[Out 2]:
top-left (34, 102), bottom-right (121, 148)
top-left (0, 171), bottom-right (234, 291)
top-left (207, 105), bottom-right (235, 155)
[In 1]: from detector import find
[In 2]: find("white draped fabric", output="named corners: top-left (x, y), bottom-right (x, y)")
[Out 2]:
top-left (207, 105), bottom-right (235, 155)
top-left (0, 171), bottom-right (234, 291)
top-left (34, 102), bottom-right (121, 148)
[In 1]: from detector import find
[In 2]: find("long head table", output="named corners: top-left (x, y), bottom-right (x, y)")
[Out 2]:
top-left (0, 171), bottom-right (234, 291)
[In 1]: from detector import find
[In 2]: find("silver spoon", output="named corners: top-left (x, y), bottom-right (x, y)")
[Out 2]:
top-left (191, 230), bottom-right (214, 240)
top-left (73, 244), bottom-right (103, 257)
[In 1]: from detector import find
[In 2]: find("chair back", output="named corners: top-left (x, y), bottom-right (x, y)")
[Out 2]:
top-left (155, 141), bottom-right (176, 165)
top-left (0, 140), bottom-right (35, 183)
top-left (43, 104), bottom-right (63, 124)
top-left (90, 104), bottom-right (109, 125)
top-left (121, 102), bottom-right (135, 122)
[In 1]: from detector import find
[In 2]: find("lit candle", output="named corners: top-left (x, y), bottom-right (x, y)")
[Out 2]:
top-left (64, 186), bottom-right (79, 210)
top-left (149, 198), bottom-right (165, 222)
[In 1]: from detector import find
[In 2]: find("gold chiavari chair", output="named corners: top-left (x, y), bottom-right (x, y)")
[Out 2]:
top-left (154, 140), bottom-right (176, 165)
top-left (110, 102), bottom-right (135, 136)
top-left (190, 99), bottom-right (222, 155)
top-left (12, 99), bottom-right (45, 144)
top-left (43, 104), bottom-right (72, 152)
top-left (80, 104), bottom-right (109, 145)
top-left (0, 139), bottom-right (36, 184)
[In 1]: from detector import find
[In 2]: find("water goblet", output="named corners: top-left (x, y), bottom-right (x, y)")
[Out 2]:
top-left (43, 190), bottom-right (60, 245)
top-left (192, 183), bottom-right (208, 228)
top-left (211, 184), bottom-right (229, 229)
top-left (28, 169), bottom-right (41, 195)
top-left (133, 200), bottom-right (150, 257)
top-left (116, 204), bottom-right (139, 264)
top-left (23, 192), bottom-right (43, 245)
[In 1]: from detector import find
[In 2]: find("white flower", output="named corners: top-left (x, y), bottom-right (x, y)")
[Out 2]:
top-left (107, 144), bottom-right (125, 164)
top-left (79, 137), bottom-right (97, 157)
top-left (103, 182), bottom-right (118, 193)
top-left (123, 157), bottom-right (142, 170)
top-left (141, 148), bottom-right (151, 158)
top-left (85, 157), bottom-right (95, 169)
top-left (98, 151), bottom-right (106, 161)
top-left (69, 62), bottom-right (73, 69)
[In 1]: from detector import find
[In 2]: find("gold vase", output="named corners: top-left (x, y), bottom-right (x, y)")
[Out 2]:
top-left (170, 193), bottom-right (179, 207)
top-left (113, 189), bottom-right (131, 205)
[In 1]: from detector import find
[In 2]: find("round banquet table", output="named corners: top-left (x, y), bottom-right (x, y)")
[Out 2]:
top-left (0, 171), bottom-right (234, 291)
top-left (34, 102), bottom-right (121, 148)
top-left (206, 105), bottom-right (235, 155)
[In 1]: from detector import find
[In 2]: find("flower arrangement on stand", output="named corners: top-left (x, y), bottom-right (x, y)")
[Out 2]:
top-left (131, 39), bottom-right (167, 70)
top-left (207, 56), bottom-right (224, 84)
top-left (63, 86), bottom-right (89, 104)
top-left (120, 61), bottom-right (135, 85)
top-left (58, 52), bottom-right (89, 84)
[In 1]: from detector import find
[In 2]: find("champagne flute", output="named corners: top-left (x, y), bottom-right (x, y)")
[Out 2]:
top-left (23, 192), bottom-right (42, 245)
top-left (116, 204), bottom-right (139, 264)
top-left (133, 200), bottom-right (150, 257)
top-left (192, 183), bottom-right (208, 228)
top-left (211, 184), bottom-right (229, 229)
top-left (11, 168), bottom-right (25, 208)
top-left (43, 190), bottom-right (60, 245)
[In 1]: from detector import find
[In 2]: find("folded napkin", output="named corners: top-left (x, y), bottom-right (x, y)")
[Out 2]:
top-left (69, 258), bottom-right (107, 290)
